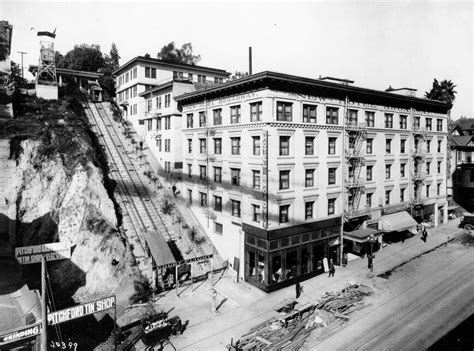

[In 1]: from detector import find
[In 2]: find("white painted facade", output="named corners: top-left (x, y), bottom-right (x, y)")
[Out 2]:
top-left (177, 78), bottom-right (450, 276)
top-left (114, 57), bottom-right (229, 142)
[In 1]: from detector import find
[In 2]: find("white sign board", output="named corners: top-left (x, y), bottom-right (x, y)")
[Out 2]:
top-left (48, 296), bottom-right (116, 326)
top-left (15, 243), bottom-right (71, 265)
top-left (0, 322), bottom-right (41, 345)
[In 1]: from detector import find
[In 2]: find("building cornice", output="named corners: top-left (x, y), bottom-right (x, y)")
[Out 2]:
top-left (113, 56), bottom-right (231, 76)
top-left (175, 71), bottom-right (451, 113)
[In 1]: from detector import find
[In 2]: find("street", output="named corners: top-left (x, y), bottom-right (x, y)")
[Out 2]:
top-left (310, 240), bottom-right (474, 350)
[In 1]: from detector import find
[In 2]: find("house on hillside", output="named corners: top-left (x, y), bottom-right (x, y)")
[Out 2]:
top-left (449, 118), bottom-right (474, 211)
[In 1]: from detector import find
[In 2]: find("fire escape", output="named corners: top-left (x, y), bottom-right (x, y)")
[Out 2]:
top-left (344, 109), bottom-right (369, 221)
top-left (411, 127), bottom-right (427, 206)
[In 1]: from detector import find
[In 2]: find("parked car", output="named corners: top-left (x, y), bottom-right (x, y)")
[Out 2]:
top-left (460, 212), bottom-right (474, 230)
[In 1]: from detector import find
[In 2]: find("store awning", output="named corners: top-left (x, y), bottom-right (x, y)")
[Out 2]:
top-left (344, 228), bottom-right (382, 243)
top-left (378, 211), bottom-right (418, 232)
top-left (144, 230), bottom-right (176, 268)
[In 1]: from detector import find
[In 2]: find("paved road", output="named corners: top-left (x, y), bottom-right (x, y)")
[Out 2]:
top-left (311, 242), bottom-right (474, 351)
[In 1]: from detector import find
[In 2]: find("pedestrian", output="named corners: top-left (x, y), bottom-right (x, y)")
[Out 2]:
top-left (328, 259), bottom-right (335, 278)
top-left (421, 227), bottom-right (428, 242)
top-left (295, 282), bottom-right (304, 298)
top-left (211, 289), bottom-right (219, 315)
top-left (172, 184), bottom-right (177, 197)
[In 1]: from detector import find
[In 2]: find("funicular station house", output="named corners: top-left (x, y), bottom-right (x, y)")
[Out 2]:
top-left (175, 71), bottom-right (450, 292)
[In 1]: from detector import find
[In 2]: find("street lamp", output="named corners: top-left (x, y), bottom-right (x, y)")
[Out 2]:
top-left (367, 234), bottom-right (377, 273)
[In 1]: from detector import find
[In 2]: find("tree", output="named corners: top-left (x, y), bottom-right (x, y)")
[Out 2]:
top-left (230, 71), bottom-right (249, 80)
top-left (99, 43), bottom-right (121, 97)
top-left (54, 51), bottom-right (65, 68)
top-left (425, 79), bottom-right (457, 105)
top-left (157, 42), bottom-right (201, 65)
top-left (109, 42), bottom-right (120, 69)
top-left (60, 44), bottom-right (105, 72)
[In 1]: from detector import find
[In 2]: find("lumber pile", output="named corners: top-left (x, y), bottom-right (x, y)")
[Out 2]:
top-left (230, 283), bottom-right (372, 351)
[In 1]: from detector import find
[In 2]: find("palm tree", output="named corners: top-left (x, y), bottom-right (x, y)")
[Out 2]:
top-left (425, 79), bottom-right (457, 104)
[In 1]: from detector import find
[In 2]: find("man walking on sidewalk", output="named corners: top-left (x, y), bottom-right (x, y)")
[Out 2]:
top-left (295, 282), bottom-right (303, 298)
top-left (328, 259), bottom-right (335, 278)
top-left (421, 227), bottom-right (428, 242)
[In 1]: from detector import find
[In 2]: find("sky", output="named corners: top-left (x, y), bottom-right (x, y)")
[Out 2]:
top-left (2, 1), bottom-right (473, 119)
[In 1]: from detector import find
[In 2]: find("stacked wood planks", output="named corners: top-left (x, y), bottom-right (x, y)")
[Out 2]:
top-left (231, 283), bottom-right (373, 351)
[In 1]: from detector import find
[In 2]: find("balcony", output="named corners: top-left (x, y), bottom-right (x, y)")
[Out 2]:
top-left (345, 178), bottom-right (365, 188)
top-left (345, 121), bottom-right (368, 131)
top-left (411, 172), bottom-right (427, 181)
top-left (344, 206), bottom-right (372, 219)
top-left (345, 147), bottom-right (365, 159)
top-left (411, 197), bottom-right (425, 206)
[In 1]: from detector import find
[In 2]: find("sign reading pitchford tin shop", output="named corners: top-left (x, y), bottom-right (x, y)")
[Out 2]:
top-left (15, 243), bottom-right (71, 264)
top-left (47, 296), bottom-right (116, 326)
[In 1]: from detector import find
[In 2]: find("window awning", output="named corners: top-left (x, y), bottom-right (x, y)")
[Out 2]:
top-left (378, 211), bottom-right (418, 232)
top-left (344, 228), bottom-right (382, 243)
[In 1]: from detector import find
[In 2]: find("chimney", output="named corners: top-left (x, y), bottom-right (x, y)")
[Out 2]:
top-left (249, 47), bottom-right (252, 75)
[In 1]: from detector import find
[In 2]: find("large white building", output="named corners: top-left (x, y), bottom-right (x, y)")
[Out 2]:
top-left (175, 71), bottom-right (451, 292)
top-left (113, 57), bottom-right (230, 170)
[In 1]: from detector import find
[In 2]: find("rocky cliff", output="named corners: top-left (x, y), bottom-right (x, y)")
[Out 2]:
top-left (1, 96), bottom-right (141, 312)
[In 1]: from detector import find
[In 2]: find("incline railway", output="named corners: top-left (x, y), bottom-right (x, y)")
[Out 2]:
top-left (82, 99), bottom-right (213, 278)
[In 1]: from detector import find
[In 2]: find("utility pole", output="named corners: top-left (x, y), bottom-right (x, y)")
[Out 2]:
top-left (41, 256), bottom-right (47, 351)
top-left (17, 51), bottom-right (27, 79)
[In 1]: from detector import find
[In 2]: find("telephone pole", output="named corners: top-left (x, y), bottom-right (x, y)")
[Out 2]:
top-left (17, 51), bottom-right (27, 79)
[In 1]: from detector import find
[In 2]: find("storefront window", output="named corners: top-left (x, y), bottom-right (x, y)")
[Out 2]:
top-left (246, 247), bottom-right (267, 288)
top-left (271, 254), bottom-right (282, 283)
top-left (247, 251), bottom-right (255, 280)
top-left (313, 243), bottom-right (325, 273)
top-left (286, 249), bottom-right (298, 280)
top-left (301, 247), bottom-right (310, 275)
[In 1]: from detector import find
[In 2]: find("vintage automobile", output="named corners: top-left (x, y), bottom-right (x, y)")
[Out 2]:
top-left (460, 212), bottom-right (474, 231)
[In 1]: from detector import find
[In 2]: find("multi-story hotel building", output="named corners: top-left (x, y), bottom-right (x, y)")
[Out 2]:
top-left (175, 71), bottom-right (450, 292)
top-left (113, 57), bottom-right (230, 155)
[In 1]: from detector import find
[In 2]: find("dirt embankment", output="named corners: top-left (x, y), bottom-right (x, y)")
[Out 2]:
top-left (2, 96), bottom-right (141, 311)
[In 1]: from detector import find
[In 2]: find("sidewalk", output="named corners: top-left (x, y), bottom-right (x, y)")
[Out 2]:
top-left (162, 219), bottom-right (463, 350)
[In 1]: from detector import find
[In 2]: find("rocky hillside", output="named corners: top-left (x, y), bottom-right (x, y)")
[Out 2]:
top-left (1, 94), bottom-right (142, 311)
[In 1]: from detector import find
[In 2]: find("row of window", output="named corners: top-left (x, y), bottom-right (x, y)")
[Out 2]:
top-left (147, 94), bottom-right (171, 112)
top-left (187, 158), bottom-right (443, 193)
top-left (189, 190), bottom-right (336, 224)
top-left (186, 102), bottom-right (263, 128)
top-left (185, 101), bottom-right (444, 130)
top-left (117, 67), bottom-right (138, 87)
top-left (156, 139), bottom-right (171, 152)
top-left (144, 116), bottom-right (172, 131)
top-left (376, 138), bottom-right (444, 154)
top-left (192, 182), bottom-right (442, 227)
top-left (117, 85), bottom-right (138, 103)
top-left (185, 134), bottom-right (444, 158)
top-left (186, 135), bottom-right (321, 156)
top-left (366, 160), bottom-right (444, 181)
top-left (367, 183), bottom-right (442, 207)
top-left (172, 70), bottom-right (223, 84)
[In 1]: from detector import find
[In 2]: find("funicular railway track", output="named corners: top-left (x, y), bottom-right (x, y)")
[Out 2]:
top-left (91, 103), bottom-right (176, 241)
top-left (83, 100), bottom-right (212, 273)
top-left (83, 102), bottom-right (151, 273)
top-left (94, 102), bottom-right (213, 265)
